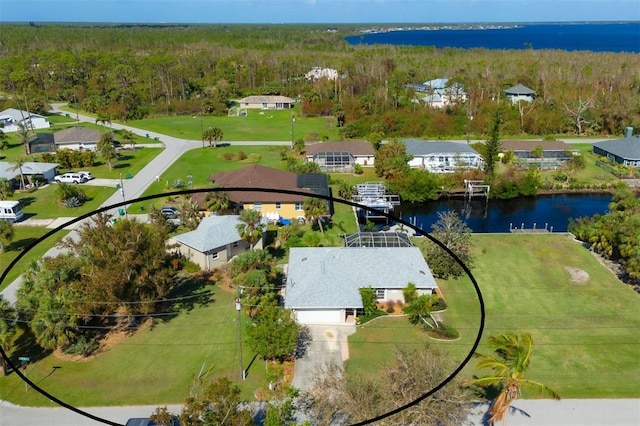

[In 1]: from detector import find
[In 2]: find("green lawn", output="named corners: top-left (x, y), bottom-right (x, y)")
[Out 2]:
top-left (0, 227), bottom-right (69, 292)
top-left (1, 284), bottom-right (267, 406)
top-left (347, 233), bottom-right (640, 398)
top-left (126, 107), bottom-right (340, 142)
top-left (15, 185), bottom-right (117, 219)
top-left (538, 143), bottom-right (620, 187)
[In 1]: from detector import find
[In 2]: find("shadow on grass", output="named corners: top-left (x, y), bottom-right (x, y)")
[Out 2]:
top-left (18, 196), bottom-right (36, 207)
top-left (157, 274), bottom-right (215, 324)
top-left (6, 327), bottom-right (53, 374)
top-left (6, 237), bottom-right (40, 252)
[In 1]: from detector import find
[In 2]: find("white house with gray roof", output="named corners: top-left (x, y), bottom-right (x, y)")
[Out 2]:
top-left (504, 84), bottom-right (536, 103)
top-left (0, 108), bottom-right (50, 133)
top-left (169, 215), bottom-right (266, 271)
top-left (403, 139), bottom-right (483, 173)
top-left (0, 161), bottom-right (58, 183)
top-left (284, 247), bottom-right (438, 324)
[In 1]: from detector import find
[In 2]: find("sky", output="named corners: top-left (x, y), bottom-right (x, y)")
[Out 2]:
top-left (0, 0), bottom-right (639, 24)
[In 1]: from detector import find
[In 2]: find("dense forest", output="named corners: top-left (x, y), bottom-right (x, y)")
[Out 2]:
top-left (1, 23), bottom-right (639, 138)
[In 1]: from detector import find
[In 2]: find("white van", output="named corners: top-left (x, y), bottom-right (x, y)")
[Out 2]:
top-left (0, 200), bottom-right (25, 223)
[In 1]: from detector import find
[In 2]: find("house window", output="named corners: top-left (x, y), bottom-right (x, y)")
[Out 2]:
top-left (375, 289), bottom-right (385, 300)
top-left (262, 103), bottom-right (268, 109)
top-left (275, 202), bottom-right (281, 209)
top-left (232, 241), bottom-right (239, 248)
top-left (253, 202), bottom-right (262, 211)
top-left (295, 202), bottom-right (303, 211)
top-left (211, 252), bottom-right (219, 260)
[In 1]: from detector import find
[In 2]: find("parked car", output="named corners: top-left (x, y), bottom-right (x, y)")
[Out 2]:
top-left (161, 206), bottom-right (179, 219)
top-left (53, 173), bottom-right (88, 184)
top-left (78, 171), bottom-right (94, 180)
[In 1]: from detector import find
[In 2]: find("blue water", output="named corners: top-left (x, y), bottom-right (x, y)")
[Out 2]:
top-left (345, 23), bottom-right (640, 53)
top-left (392, 193), bottom-right (612, 233)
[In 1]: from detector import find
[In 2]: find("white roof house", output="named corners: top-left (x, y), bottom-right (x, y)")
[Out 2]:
top-left (305, 67), bottom-right (340, 81)
top-left (407, 78), bottom-right (467, 109)
top-left (0, 161), bottom-right (59, 182)
top-left (169, 215), bottom-right (267, 271)
top-left (403, 139), bottom-right (483, 173)
top-left (284, 247), bottom-right (438, 324)
top-left (0, 108), bottom-right (51, 133)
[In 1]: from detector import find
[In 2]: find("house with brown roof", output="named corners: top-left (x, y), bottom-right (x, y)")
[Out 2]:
top-left (194, 165), bottom-right (330, 222)
top-left (500, 140), bottom-right (578, 166)
top-left (304, 140), bottom-right (375, 172)
top-left (238, 95), bottom-right (295, 110)
top-left (54, 127), bottom-right (101, 151)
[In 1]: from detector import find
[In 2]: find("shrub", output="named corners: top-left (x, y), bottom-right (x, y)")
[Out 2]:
top-left (425, 322), bottom-right (460, 340)
top-left (64, 335), bottom-right (98, 356)
top-left (63, 196), bottom-right (82, 208)
top-left (223, 152), bottom-right (234, 161)
top-left (385, 300), bottom-right (396, 313)
top-left (237, 151), bottom-right (247, 160)
top-left (353, 163), bottom-right (363, 174)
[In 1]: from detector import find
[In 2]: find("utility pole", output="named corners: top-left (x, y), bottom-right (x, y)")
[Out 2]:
top-left (235, 297), bottom-right (245, 380)
top-left (119, 173), bottom-right (127, 218)
top-left (291, 116), bottom-right (295, 149)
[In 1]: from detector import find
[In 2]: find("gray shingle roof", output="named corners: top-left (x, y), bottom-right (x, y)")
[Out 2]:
top-left (593, 136), bottom-right (640, 161)
top-left (504, 84), bottom-right (536, 95)
top-left (171, 215), bottom-right (245, 252)
top-left (54, 127), bottom-right (101, 144)
top-left (402, 139), bottom-right (480, 156)
top-left (284, 247), bottom-right (438, 309)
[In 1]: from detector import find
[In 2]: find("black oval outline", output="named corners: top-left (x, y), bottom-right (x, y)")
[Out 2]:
top-left (0, 187), bottom-right (485, 425)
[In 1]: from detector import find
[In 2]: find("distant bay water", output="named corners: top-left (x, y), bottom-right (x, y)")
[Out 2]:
top-left (345, 22), bottom-right (640, 53)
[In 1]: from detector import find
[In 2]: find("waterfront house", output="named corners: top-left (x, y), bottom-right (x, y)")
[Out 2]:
top-left (305, 140), bottom-right (375, 172)
top-left (195, 165), bottom-right (330, 222)
top-left (500, 140), bottom-right (578, 166)
top-left (593, 127), bottom-right (640, 168)
top-left (284, 247), bottom-right (438, 324)
top-left (403, 139), bottom-right (483, 173)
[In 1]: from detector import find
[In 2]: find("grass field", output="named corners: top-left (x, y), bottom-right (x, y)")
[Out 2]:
top-left (1, 283), bottom-right (267, 406)
top-left (0, 227), bottom-right (69, 292)
top-left (126, 108), bottom-right (341, 142)
top-left (347, 233), bottom-right (640, 398)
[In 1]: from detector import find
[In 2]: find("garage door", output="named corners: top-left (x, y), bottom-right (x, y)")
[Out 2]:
top-left (296, 309), bottom-right (343, 324)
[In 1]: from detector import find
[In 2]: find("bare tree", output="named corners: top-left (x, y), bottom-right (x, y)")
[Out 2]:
top-left (564, 97), bottom-right (592, 135)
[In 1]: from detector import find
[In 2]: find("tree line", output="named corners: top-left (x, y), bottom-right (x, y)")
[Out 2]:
top-left (1, 24), bottom-right (639, 138)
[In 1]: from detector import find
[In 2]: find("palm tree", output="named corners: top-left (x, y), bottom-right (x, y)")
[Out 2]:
top-left (205, 184), bottom-right (230, 213)
top-left (0, 178), bottom-right (14, 200)
top-left (95, 113), bottom-right (112, 131)
top-left (0, 219), bottom-right (14, 253)
top-left (0, 123), bottom-right (9, 151)
top-left (121, 129), bottom-right (136, 149)
top-left (303, 196), bottom-right (328, 235)
top-left (0, 295), bottom-right (16, 375)
top-left (11, 156), bottom-right (28, 189)
top-left (178, 199), bottom-right (202, 231)
top-left (464, 333), bottom-right (560, 425)
top-left (202, 127), bottom-right (224, 148)
top-left (16, 122), bottom-right (30, 155)
top-left (97, 132), bottom-right (117, 170)
top-left (236, 209), bottom-right (265, 249)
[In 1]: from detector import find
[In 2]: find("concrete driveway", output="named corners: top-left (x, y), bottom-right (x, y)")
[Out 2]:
top-left (291, 323), bottom-right (356, 391)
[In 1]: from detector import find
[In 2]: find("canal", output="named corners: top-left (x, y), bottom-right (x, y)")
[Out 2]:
top-left (393, 193), bottom-right (613, 233)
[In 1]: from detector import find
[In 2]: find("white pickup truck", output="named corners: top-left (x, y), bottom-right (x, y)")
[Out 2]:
top-left (53, 173), bottom-right (88, 184)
